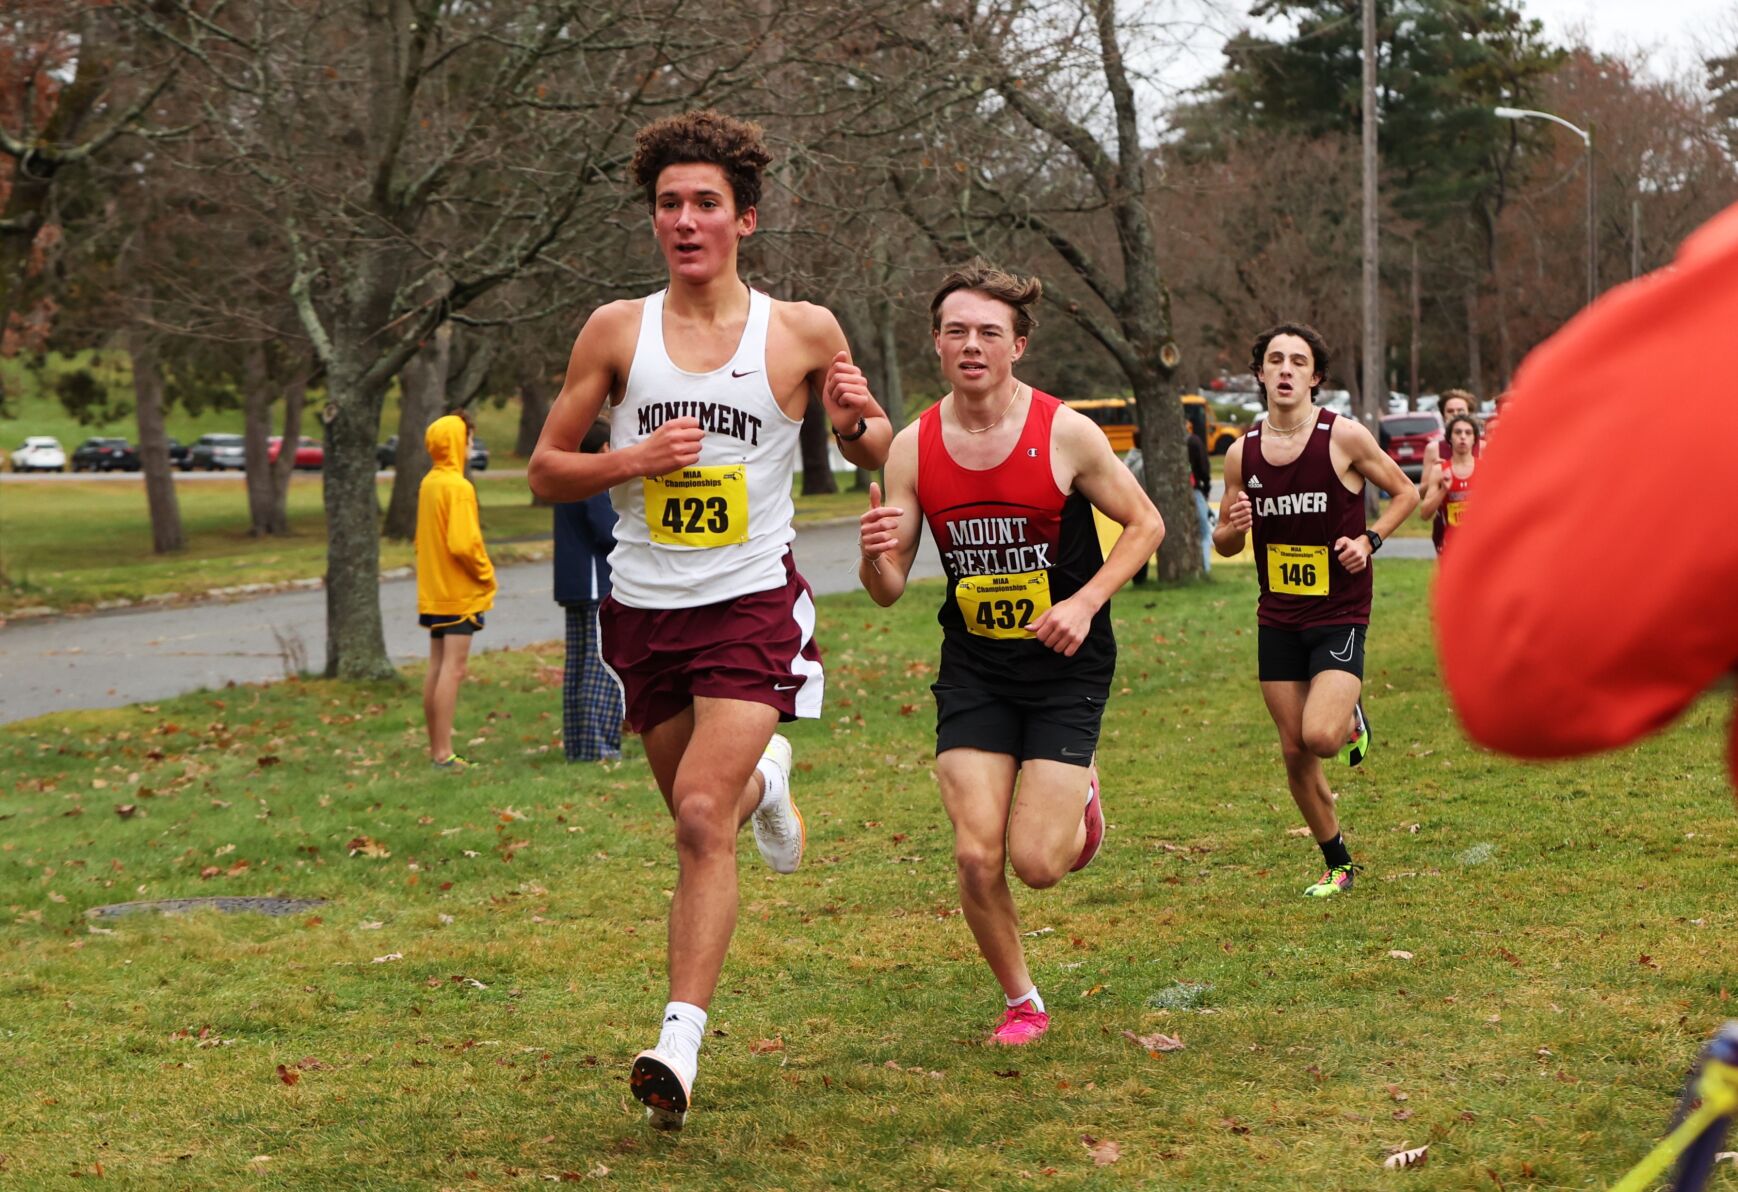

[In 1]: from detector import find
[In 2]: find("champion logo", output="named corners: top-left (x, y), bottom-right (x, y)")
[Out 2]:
top-left (1245, 475), bottom-right (1263, 490)
top-left (1027, 447), bottom-right (1038, 457)
top-left (731, 368), bottom-right (759, 378)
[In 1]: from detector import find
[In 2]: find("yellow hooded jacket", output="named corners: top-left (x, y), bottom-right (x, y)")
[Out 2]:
top-left (416, 415), bottom-right (497, 617)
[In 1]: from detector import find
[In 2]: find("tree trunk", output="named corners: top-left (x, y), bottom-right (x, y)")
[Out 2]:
top-left (127, 328), bottom-right (184, 554)
top-left (876, 297), bottom-right (906, 431)
top-left (1463, 284), bottom-right (1483, 393)
top-left (799, 392), bottom-right (837, 495)
top-left (1130, 371), bottom-right (1197, 582)
top-left (267, 362), bottom-right (309, 535)
top-left (322, 367), bottom-right (395, 680)
top-left (515, 375), bottom-right (551, 459)
top-left (1409, 240), bottom-right (1421, 402)
top-left (242, 343), bottom-right (283, 536)
top-left (383, 324), bottom-right (451, 541)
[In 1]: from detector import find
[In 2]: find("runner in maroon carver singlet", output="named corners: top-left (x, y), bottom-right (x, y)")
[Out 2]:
top-left (858, 262), bottom-right (1161, 1047)
top-left (1213, 323), bottom-right (1417, 898)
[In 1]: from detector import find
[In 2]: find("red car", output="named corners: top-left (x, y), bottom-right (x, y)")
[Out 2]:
top-left (1378, 412), bottom-right (1443, 482)
top-left (268, 435), bottom-right (325, 470)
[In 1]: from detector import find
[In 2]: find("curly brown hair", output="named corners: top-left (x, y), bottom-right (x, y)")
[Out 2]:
top-left (1249, 322), bottom-right (1329, 401)
top-left (929, 260), bottom-right (1043, 339)
top-left (631, 110), bottom-right (772, 214)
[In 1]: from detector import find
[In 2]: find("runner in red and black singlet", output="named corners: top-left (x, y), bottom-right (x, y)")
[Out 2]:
top-left (917, 391), bottom-right (1116, 697)
top-left (1213, 323), bottom-right (1417, 899)
top-left (1418, 414), bottom-right (1479, 555)
top-left (1419, 388), bottom-right (1479, 478)
top-left (858, 263), bottom-right (1162, 1048)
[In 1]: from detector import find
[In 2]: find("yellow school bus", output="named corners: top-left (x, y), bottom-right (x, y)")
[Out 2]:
top-left (1065, 395), bottom-right (1245, 455)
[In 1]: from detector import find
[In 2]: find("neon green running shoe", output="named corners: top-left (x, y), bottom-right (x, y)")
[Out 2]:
top-left (1303, 863), bottom-right (1360, 898)
top-left (1337, 701), bottom-right (1370, 768)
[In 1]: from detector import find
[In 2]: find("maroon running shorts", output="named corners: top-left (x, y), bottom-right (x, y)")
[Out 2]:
top-left (599, 552), bottom-right (825, 733)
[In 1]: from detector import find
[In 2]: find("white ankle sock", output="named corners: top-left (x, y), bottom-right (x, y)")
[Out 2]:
top-left (754, 755), bottom-right (787, 812)
top-left (1006, 987), bottom-right (1045, 1014)
top-left (656, 1001), bottom-right (706, 1085)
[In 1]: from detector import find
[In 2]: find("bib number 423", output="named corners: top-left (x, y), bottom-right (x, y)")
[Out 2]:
top-left (659, 496), bottom-right (729, 537)
top-left (644, 465), bottom-right (749, 548)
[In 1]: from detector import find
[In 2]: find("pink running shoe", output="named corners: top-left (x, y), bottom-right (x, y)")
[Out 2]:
top-left (1070, 773), bottom-right (1104, 873)
top-left (992, 1001), bottom-right (1051, 1046)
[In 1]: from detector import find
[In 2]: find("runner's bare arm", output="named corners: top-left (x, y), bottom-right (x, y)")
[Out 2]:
top-left (1213, 438), bottom-right (1253, 557)
top-left (797, 305), bottom-right (892, 470)
top-left (1416, 462), bottom-right (1446, 521)
top-left (528, 302), bottom-right (703, 503)
top-left (1331, 417), bottom-right (1418, 572)
top-left (858, 424), bottom-right (922, 605)
top-left (1030, 408), bottom-right (1164, 657)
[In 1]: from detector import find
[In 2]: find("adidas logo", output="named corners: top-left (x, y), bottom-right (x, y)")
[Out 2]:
top-left (665, 1014), bottom-right (682, 1023)
top-left (1245, 475), bottom-right (1263, 490)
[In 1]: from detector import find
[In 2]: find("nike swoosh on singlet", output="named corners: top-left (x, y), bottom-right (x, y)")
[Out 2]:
top-left (1329, 630), bottom-right (1357, 662)
top-left (731, 369), bottom-right (759, 378)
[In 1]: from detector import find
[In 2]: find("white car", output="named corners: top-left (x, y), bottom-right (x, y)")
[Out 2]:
top-left (12, 436), bottom-right (67, 472)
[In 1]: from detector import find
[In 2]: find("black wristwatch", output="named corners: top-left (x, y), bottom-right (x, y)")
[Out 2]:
top-left (1364, 530), bottom-right (1384, 554)
top-left (832, 417), bottom-right (869, 443)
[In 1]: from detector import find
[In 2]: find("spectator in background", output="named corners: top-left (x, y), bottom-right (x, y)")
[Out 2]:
top-left (1186, 415), bottom-right (1213, 573)
top-left (417, 410), bottom-right (497, 770)
top-left (553, 419), bottom-right (623, 762)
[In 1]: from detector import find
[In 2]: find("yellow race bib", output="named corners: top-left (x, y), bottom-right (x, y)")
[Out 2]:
top-left (956, 570), bottom-right (1052, 639)
top-left (644, 466), bottom-right (749, 547)
top-left (1445, 499), bottom-right (1466, 527)
top-left (1266, 543), bottom-right (1329, 596)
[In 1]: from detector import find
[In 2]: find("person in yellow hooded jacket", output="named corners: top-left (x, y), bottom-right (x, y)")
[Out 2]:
top-left (417, 411), bottom-right (497, 770)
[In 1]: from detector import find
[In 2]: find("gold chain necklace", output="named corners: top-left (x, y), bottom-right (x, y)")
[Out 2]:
top-left (957, 384), bottom-right (1025, 435)
top-left (1263, 410), bottom-right (1314, 436)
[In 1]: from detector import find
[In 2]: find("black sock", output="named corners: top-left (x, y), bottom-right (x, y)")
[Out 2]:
top-left (1319, 833), bottom-right (1352, 869)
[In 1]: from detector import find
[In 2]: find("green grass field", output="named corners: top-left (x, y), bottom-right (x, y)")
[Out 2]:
top-left (2, 561), bottom-right (1732, 1188)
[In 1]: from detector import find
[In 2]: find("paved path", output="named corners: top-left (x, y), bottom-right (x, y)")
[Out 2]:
top-left (0, 519), bottom-right (1428, 725)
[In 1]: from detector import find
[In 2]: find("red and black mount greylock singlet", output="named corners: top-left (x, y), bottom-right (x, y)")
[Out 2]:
top-left (1431, 458), bottom-right (1474, 554)
top-left (917, 390), bottom-right (1114, 694)
top-left (1245, 407), bottom-right (1372, 629)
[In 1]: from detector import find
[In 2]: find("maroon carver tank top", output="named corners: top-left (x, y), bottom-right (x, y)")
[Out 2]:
top-left (1245, 407), bottom-right (1372, 629)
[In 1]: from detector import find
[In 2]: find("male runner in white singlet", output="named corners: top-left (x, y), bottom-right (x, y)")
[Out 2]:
top-left (529, 111), bottom-right (891, 1128)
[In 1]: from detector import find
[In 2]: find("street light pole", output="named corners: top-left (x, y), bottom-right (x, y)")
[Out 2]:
top-left (1495, 105), bottom-right (1596, 307)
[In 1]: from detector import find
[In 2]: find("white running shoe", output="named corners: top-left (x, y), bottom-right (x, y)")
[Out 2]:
top-left (751, 734), bottom-right (804, 874)
top-left (630, 1049), bottom-right (690, 1130)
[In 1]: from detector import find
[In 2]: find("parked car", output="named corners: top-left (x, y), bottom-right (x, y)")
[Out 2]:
top-left (268, 435), bottom-right (325, 470)
top-left (166, 437), bottom-right (192, 470)
top-left (189, 432), bottom-right (247, 471)
top-left (12, 436), bottom-right (67, 472)
top-left (1378, 411), bottom-right (1444, 481)
top-left (377, 433), bottom-right (489, 470)
top-left (72, 436), bottom-right (140, 472)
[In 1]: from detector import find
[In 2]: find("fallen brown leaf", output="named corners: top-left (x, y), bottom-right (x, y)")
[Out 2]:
top-left (1081, 1135), bottom-right (1121, 1166)
top-left (749, 1037), bottom-right (784, 1055)
top-left (1122, 1029), bottom-right (1185, 1054)
top-left (276, 1064), bottom-right (300, 1086)
top-left (347, 836), bottom-right (391, 859)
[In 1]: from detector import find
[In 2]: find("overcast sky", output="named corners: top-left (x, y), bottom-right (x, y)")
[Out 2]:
top-left (1155, 0), bottom-right (1734, 101)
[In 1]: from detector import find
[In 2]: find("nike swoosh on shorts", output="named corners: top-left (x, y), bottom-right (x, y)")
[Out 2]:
top-left (1329, 630), bottom-right (1356, 662)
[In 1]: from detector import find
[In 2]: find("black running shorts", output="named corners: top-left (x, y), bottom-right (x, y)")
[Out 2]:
top-left (420, 612), bottom-right (485, 638)
top-left (1258, 623), bottom-right (1366, 682)
top-left (932, 682), bottom-right (1105, 767)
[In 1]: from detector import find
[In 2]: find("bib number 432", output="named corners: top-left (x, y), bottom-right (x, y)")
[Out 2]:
top-left (956, 570), bottom-right (1052, 640)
